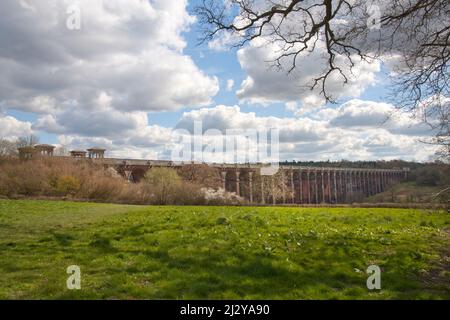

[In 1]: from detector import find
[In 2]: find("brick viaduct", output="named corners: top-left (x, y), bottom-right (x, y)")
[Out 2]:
top-left (18, 145), bottom-right (408, 205)
top-left (107, 158), bottom-right (407, 205)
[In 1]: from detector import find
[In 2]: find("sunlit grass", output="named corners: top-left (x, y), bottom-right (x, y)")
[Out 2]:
top-left (0, 200), bottom-right (448, 299)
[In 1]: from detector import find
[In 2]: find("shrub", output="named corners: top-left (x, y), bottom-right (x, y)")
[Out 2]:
top-left (172, 182), bottom-right (206, 205)
top-left (0, 158), bottom-right (245, 205)
top-left (143, 168), bottom-right (182, 205)
top-left (0, 160), bottom-right (52, 196)
top-left (201, 187), bottom-right (245, 205)
top-left (56, 175), bottom-right (80, 196)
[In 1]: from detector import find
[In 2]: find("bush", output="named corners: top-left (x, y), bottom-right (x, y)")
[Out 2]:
top-left (0, 160), bottom-right (52, 196)
top-left (202, 187), bottom-right (245, 205)
top-left (172, 182), bottom-right (206, 205)
top-left (0, 158), bottom-right (248, 205)
top-left (143, 168), bottom-right (183, 205)
top-left (56, 175), bottom-right (80, 196)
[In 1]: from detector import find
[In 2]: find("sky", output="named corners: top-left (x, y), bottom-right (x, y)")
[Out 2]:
top-left (0, 0), bottom-right (440, 162)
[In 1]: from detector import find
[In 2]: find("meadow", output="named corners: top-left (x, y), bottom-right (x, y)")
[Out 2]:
top-left (0, 199), bottom-right (448, 299)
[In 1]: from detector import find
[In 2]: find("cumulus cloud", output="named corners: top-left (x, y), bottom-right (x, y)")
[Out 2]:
top-left (329, 99), bottom-right (434, 136)
top-left (0, 1), bottom-right (439, 163)
top-left (176, 104), bottom-right (326, 142)
top-left (0, 0), bottom-right (219, 114)
top-left (33, 92), bottom-right (149, 137)
top-left (207, 0), bottom-right (441, 116)
top-left (57, 123), bottom-right (172, 160)
top-left (0, 114), bottom-right (33, 139)
top-left (173, 103), bottom-right (437, 162)
top-left (236, 39), bottom-right (380, 111)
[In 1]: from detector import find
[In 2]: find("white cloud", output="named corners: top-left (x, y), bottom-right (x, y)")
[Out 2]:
top-left (226, 79), bottom-right (235, 92)
top-left (0, 0), bottom-right (441, 163)
top-left (0, 0), bottom-right (218, 114)
top-left (174, 103), bottom-right (438, 162)
top-left (236, 39), bottom-right (380, 110)
top-left (329, 99), bottom-right (434, 136)
top-left (0, 114), bottom-right (33, 139)
top-left (58, 123), bottom-right (172, 160)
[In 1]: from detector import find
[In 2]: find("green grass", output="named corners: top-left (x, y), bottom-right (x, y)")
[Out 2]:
top-left (0, 200), bottom-right (449, 299)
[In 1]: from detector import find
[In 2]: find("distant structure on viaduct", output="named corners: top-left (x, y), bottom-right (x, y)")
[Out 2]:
top-left (18, 145), bottom-right (408, 205)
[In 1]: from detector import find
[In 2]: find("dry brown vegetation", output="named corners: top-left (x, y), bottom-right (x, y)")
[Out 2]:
top-left (0, 157), bottom-right (239, 205)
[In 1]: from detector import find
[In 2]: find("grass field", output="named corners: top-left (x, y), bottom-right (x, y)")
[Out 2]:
top-left (0, 200), bottom-right (448, 299)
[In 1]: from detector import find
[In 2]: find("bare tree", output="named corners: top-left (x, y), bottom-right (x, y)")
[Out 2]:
top-left (15, 135), bottom-right (40, 148)
top-left (178, 164), bottom-right (222, 189)
top-left (0, 138), bottom-right (17, 157)
top-left (144, 167), bottom-right (182, 205)
top-left (196, 0), bottom-right (449, 155)
top-left (54, 145), bottom-right (69, 157)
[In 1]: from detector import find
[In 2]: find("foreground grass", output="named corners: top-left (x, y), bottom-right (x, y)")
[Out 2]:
top-left (0, 200), bottom-right (448, 299)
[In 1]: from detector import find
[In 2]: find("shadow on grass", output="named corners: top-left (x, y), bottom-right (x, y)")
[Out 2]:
top-left (81, 247), bottom-right (372, 299)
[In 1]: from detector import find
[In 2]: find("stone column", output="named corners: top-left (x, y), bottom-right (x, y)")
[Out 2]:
top-left (290, 171), bottom-right (295, 204)
top-left (328, 170), bottom-right (332, 203)
top-left (321, 170), bottom-right (325, 204)
top-left (260, 176), bottom-right (265, 204)
top-left (314, 171), bottom-right (319, 204)
top-left (281, 171), bottom-right (286, 204)
top-left (271, 176), bottom-right (276, 205)
top-left (360, 171), bottom-right (363, 196)
top-left (359, 171), bottom-right (366, 196)
top-left (307, 170), bottom-right (311, 204)
top-left (376, 171), bottom-right (381, 193)
top-left (361, 171), bottom-right (366, 195)
top-left (235, 170), bottom-right (240, 196)
top-left (221, 171), bottom-right (227, 191)
top-left (362, 171), bottom-right (366, 195)
top-left (298, 169), bottom-right (303, 204)
top-left (365, 171), bottom-right (370, 196)
top-left (355, 171), bottom-right (360, 195)
top-left (333, 171), bottom-right (338, 204)
top-left (372, 171), bottom-right (376, 194)
top-left (345, 171), bottom-right (349, 202)
top-left (386, 171), bottom-right (389, 189)
top-left (378, 172), bottom-right (382, 194)
top-left (348, 171), bottom-right (353, 202)
top-left (373, 172), bottom-right (377, 194)
top-left (248, 171), bottom-right (253, 203)
top-left (372, 172), bottom-right (375, 194)
top-left (370, 171), bottom-right (375, 195)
